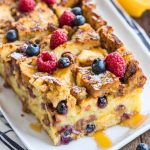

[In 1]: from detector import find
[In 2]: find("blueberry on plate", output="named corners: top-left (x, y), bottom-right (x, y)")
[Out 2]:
top-left (92, 58), bottom-right (106, 75)
top-left (6, 29), bottom-right (18, 42)
top-left (56, 100), bottom-right (68, 114)
top-left (86, 124), bottom-right (96, 133)
top-left (136, 143), bottom-right (149, 150)
top-left (26, 44), bottom-right (40, 57)
top-left (97, 96), bottom-right (107, 109)
top-left (58, 57), bottom-right (71, 68)
top-left (72, 7), bottom-right (82, 15)
top-left (74, 15), bottom-right (86, 26)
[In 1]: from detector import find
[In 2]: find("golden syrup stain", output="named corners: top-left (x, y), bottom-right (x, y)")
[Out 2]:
top-left (30, 122), bottom-right (42, 132)
top-left (121, 114), bottom-right (148, 128)
top-left (93, 131), bottom-right (112, 148)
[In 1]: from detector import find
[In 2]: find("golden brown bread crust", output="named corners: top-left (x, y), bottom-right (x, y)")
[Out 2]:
top-left (0, 42), bottom-right (23, 62)
top-left (71, 23), bottom-right (100, 46)
top-left (0, 5), bottom-right (14, 29)
top-left (124, 60), bottom-right (147, 89)
top-left (0, 0), bottom-right (16, 5)
top-left (124, 60), bottom-right (139, 82)
top-left (98, 26), bottom-right (124, 52)
top-left (12, 2), bottom-right (58, 41)
top-left (70, 86), bottom-right (87, 103)
top-left (76, 67), bottom-right (121, 98)
top-left (0, 1), bottom-right (16, 42)
top-left (82, 0), bottom-right (107, 30)
top-left (60, 0), bottom-right (81, 7)
top-left (28, 73), bottom-right (77, 114)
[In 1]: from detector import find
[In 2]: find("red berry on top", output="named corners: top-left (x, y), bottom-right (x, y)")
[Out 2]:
top-left (37, 51), bottom-right (57, 74)
top-left (50, 29), bottom-right (68, 50)
top-left (59, 11), bottom-right (75, 27)
top-left (105, 52), bottom-right (126, 78)
top-left (42, 0), bottom-right (56, 5)
top-left (18, 0), bottom-right (35, 12)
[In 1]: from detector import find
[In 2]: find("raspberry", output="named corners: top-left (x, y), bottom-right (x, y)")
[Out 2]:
top-left (42, 0), bottom-right (56, 5)
top-left (18, 0), bottom-right (35, 12)
top-left (105, 52), bottom-right (126, 78)
top-left (59, 11), bottom-right (75, 27)
top-left (37, 51), bottom-right (57, 74)
top-left (50, 29), bottom-right (68, 50)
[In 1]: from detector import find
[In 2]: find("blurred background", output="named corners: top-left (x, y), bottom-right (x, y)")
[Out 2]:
top-left (135, 11), bottom-right (150, 37)
top-left (118, 0), bottom-right (150, 37)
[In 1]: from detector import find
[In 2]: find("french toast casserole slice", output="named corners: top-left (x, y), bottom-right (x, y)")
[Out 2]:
top-left (0, 0), bottom-right (147, 145)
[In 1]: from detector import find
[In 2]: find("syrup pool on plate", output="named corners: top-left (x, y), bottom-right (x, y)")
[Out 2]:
top-left (93, 114), bottom-right (148, 148)
top-left (121, 114), bottom-right (148, 128)
top-left (93, 131), bottom-right (112, 149)
top-left (30, 122), bottom-right (42, 132)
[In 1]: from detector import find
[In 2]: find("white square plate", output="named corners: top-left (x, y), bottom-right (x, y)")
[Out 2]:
top-left (0, 0), bottom-right (150, 150)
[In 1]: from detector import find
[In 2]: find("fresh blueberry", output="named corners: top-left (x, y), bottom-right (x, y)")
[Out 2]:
top-left (86, 124), bottom-right (96, 133)
top-left (72, 7), bottom-right (82, 15)
top-left (56, 100), bottom-right (68, 114)
top-left (26, 44), bottom-right (40, 57)
top-left (6, 29), bottom-right (18, 42)
top-left (64, 129), bottom-right (72, 137)
top-left (74, 15), bottom-right (86, 26)
top-left (136, 143), bottom-right (149, 150)
top-left (58, 57), bottom-right (71, 68)
top-left (97, 96), bottom-right (107, 108)
top-left (92, 58), bottom-right (106, 75)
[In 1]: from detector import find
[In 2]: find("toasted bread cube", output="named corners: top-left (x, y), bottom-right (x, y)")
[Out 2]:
top-left (13, 3), bottom-right (58, 41)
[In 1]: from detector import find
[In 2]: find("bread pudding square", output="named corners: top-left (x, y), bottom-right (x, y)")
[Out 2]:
top-left (0, 0), bottom-right (147, 146)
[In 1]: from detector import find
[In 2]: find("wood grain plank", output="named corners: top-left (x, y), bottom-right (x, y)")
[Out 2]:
top-left (140, 130), bottom-right (150, 145)
top-left (121, 137), bottom-right (141, 150)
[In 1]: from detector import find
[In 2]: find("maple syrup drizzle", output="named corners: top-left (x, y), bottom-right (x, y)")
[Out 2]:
top-left (93, 114), bottom-right (148, 148)
top-left (121, 114), bottom-right (148, 128)
top-left (93, 131), bottom-right (112, 148)
top-left (30, 122), bottom-right (42, 132)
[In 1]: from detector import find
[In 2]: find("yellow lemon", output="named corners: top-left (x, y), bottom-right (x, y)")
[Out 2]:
top-left (117, 0), bottom-right (150, 17)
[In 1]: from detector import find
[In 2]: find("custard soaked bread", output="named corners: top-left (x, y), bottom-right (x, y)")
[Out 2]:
top-left (0, 0), bottom-right (147, 145)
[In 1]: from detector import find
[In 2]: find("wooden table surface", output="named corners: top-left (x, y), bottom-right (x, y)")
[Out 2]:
top-left (121, 11), bottom-right (150, 150)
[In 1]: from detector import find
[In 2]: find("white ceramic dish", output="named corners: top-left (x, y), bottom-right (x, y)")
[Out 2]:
top-left (0, 0), bottom-right (150, 150)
